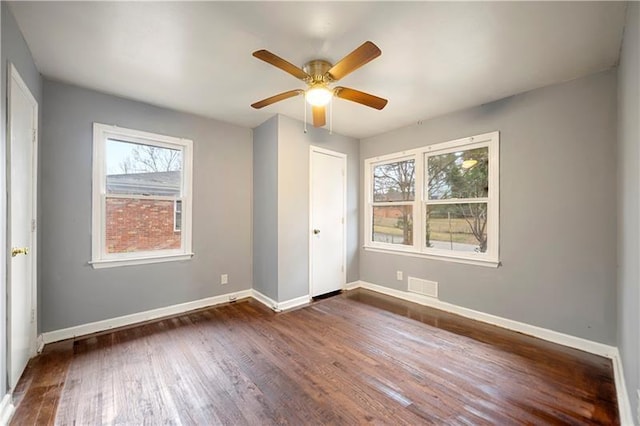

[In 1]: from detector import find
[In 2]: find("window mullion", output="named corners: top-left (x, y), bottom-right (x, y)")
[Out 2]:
top-left (425, 198), bottom-right (489, 205)
top-left (100, 193), bottom-right (107, 260)
top-left (365, 160), bottom-right (373, 245)
top-left (106, 193), bottom-right (179, 202)
top-left (415, 150), bottom-right (425, 252)
top-left (371, 201), bottom-right (415, 206)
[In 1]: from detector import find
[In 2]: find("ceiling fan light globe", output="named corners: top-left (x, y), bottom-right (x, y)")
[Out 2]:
top-left (306, 87), bottom-right (332, 107)
top-left (462, 159), bottom-right (478, 169)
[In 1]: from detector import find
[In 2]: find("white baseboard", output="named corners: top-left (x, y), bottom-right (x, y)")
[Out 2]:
top-left (36, 334), bottom-right (45, 354)
top-left (611, 348), bottom-right (634, 425)
top-left (251, 289), bottom-right (279, 311)
top-left (353, 280), bottom-right (617, 358)
top-left (40, 289), bottom-right (252, 344)
top-left (278, 295), bottom-right (310, 311)
top-left (0, 393), bottom-right (15, 426)
top-left (251, 290), bottom-right (310, 312)
top-left (344, 280), bottom-right (361, 290)
top-left (39, 288), bottom-right (308, 347)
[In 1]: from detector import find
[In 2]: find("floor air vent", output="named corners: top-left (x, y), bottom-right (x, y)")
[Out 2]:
top-left (408, 277), bottom-right (438, 298)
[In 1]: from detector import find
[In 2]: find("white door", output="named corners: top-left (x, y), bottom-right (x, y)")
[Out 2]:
top-left (8, 64), bottom-right (38, 389)
top-left (310, 147), bottom-right (346, 297)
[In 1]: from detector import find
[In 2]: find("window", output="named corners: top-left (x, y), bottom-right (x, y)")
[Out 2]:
top-left (364, 131), bottom-right (499, 267)
top-left (91, 123), bottom-right (193, 268)
top-left (372, 158), bottom-right (415, 246)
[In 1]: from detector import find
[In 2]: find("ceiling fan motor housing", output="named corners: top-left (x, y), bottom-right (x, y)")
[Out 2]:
top-left (303, 60), bottom-right (333, 83)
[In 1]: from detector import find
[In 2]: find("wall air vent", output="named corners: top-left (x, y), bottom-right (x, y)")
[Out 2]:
top-left (408, 277), bottom-right (438, 298)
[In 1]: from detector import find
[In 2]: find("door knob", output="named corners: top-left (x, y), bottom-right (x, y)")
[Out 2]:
top-left (11, 247), bottom-right (29, 257)
top-left (313, 229), bottom-right (320, 235)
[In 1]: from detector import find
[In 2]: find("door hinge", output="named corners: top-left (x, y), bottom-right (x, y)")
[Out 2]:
top-left (31, 219), bottom-right (36, 232)
top-left (32, 129), bottom-right (37, 143)
top-left (30, 308), bottom-right (35, 323)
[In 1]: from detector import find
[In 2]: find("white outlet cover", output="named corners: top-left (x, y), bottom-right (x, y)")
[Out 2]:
top-left (221, 274), bottom-right (228, 285)
top-left (396, 271), bottom-right (403, 281)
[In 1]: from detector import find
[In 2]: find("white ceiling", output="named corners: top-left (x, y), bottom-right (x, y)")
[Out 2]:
top-left (9, 2), bottom-right (627, 139)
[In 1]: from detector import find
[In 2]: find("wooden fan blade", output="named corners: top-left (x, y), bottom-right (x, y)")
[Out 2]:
top-left (334, 87), bottom-right (388, 110)
top-left (251, 90), bottom-right (303, 109)
top-left (312, 106), bottom-right (326, 128)
top-left (326, 41), bottom-right (381, 81)
top-left (253, 50), bottom-right (310, 81)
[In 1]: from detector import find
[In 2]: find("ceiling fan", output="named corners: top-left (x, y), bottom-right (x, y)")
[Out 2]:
top-left (251, 41), bottom-right (388, 128)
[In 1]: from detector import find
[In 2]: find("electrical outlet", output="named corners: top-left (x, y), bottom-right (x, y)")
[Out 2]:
top-left (221, 274), bottom-right (228, 285)
top-left (396, 271), bottom-right (403, 281)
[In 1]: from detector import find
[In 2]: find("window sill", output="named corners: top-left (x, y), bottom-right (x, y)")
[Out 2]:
top-left (362, 246), bottom-right (500, 268)
top-left (89, 253), bottom-right (194, 269)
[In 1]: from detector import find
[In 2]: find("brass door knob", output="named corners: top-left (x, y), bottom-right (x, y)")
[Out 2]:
top-left (11, 247), bottom-right (29, 257)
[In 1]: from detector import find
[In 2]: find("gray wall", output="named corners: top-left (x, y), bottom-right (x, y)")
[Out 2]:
top-left (1, 2), bottom-right (42, 393)
top-left (360, 70), bottom-right (617, 345)
top-left (277, 115), bottom-right (359, 301)
top-left (252, 114), bottom-right (359, 303)
top-left (40, 80), bottom-right (253, 332)
top-left (253, 116), bottom-right (279, 301)
top-left (617, 2), bottom-right (640, 421)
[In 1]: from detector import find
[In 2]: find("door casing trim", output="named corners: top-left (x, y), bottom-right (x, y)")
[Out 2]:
top-left (6, 62), bottom-right (39, 389)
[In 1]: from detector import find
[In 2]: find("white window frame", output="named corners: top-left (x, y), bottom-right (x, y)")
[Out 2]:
top-left (90, 123), bottom-right (194, 268)
top-left (173, 200), bottom-right (182, 232)
top-left (364, 131), bottom-right (499, 268)
top-left (367, 153), bottom-right (420, 255)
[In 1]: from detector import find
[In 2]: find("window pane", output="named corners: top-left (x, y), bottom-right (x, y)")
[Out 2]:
top-left (106, 197), bottom-right (182, 253)
top-left (106, 139), bottom-right (182, 196)
top-left (373, 159), bottom-right (415, 202)
top-left (373, 206), bottom-right (413, 245)
top-left (426, 203), bottom-right (487, 253)
top-left (427, 147), bottom-right (488, 200)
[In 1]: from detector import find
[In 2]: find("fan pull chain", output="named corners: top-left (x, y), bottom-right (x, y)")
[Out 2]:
top-left (329, 97), bottom-right (333, 135)
top-left (303, 94), bottom-right (308, 134)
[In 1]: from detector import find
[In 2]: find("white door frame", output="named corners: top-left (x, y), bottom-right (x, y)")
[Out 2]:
top-left (308, 145), bottom-right (347, 297)
top-left (7, 62), bottom-right (39, 383)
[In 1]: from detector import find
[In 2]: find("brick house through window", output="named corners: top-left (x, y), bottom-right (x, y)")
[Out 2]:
top-left (106, 170), bottom-right (182, 253)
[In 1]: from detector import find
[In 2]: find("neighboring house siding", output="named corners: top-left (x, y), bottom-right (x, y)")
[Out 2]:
top-left (376, 207), bottom-right (405, 219)
top-left (106, 198), bottom-right (180, 253)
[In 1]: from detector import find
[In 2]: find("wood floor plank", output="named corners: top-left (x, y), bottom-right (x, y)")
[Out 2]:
top-left (10, 289), bottom-right (619, 425)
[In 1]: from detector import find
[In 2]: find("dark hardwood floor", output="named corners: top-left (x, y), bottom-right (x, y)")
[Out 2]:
top-left (11, 289), bottom-right (619, 425)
